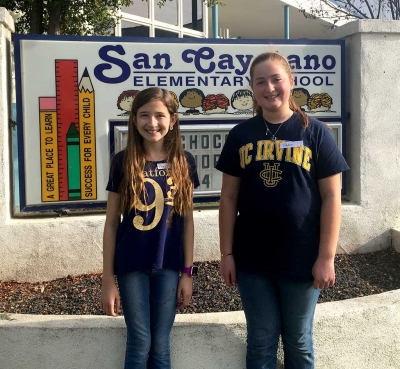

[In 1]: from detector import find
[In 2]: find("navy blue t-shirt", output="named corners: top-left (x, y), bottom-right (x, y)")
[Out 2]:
top-left (106, 150), bottom-right (200, 276)
top-left (216, 113), bottom-right (349, 281)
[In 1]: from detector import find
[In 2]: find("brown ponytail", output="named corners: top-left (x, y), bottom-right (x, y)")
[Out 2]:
top-left (253, 100), bottom-right (263, 116)
top-left (289, 96), bottom-right (308, 129)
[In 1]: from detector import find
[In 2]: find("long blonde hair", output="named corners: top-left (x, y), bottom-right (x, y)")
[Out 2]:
top-left (118, 87), bottom-right (193, 217)
top-left (249, 51), bottom-right (309, 129)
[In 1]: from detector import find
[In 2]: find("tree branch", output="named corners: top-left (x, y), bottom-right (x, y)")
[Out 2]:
top-left (377, 0), bottom-right (382, 18)
top-left (344, 0), bottom-right (371, 18)
top-left (302, 0), bottom-right (363, 20)
top-left (396, 0), bottom-right (400, 19)
top-left (389, 0), bottom-right (396, 19)
top-left (29, 0), bottom-right (44, 34)
top-left (47, 0), bottom-right (63, 35)
top-left (360, 0), bottom-right (376, 18)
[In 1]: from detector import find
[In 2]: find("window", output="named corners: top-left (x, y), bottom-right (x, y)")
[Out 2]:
top-left (155, 0), bottom-right (178, 25)
top-left (155, 28), bottom-right (179, 38)
top-left (121, 20), bottom-right (150, 37)
top-left (121, 2), bottom-right (149, 18)
top-left (182, 0), bottom-right (203, 32)
top-left (118, 0), bottom-right (207, 38)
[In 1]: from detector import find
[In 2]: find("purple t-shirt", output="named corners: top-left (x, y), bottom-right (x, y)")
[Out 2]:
top-left (106, 150), bottom-right (199, 275)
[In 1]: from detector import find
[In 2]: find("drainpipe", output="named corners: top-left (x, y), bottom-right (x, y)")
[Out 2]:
top-left (212, 4), bottom-right (218, 38)
top-left (284, 5), bottom-right (289, 39)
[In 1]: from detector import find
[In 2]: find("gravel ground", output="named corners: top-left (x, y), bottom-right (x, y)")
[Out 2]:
top-left (1, 247), bottom-right (399, 316)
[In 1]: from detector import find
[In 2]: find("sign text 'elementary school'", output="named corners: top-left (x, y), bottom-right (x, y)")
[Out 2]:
top-left (94, 44), bottom-right (338, 88)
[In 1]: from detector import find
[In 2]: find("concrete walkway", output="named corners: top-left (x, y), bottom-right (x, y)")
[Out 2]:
top-left (1, 289), bottom-right (399, 369)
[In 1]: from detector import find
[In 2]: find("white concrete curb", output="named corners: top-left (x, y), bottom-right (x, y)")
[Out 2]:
top-left (1, 290), bottom-right (399, 369)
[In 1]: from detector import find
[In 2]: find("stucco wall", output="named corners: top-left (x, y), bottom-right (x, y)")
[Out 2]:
top-left (0, 211), bottom-right (220, 282)
top-left (334, 20), bottom-right (400, 253)
top-left (0, 9), bottom-right (399, 282)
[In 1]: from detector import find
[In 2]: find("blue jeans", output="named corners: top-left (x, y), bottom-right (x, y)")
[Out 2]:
top-left (117, 268), bottom-right (179, 369)
top-left (237, 270), bottom-right (320, 369)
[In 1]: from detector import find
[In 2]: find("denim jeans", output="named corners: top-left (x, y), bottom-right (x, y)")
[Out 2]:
top-left (117, 268), bottom-right (179, 369)
top-left (237, 270), bottom-right (320, 369)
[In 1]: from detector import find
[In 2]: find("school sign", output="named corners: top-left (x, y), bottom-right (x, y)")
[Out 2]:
top-left (14, 35), bottom-right (345, 212)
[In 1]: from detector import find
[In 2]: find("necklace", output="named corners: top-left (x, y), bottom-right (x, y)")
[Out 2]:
top-left (263, 111), bottom-right (293, 141)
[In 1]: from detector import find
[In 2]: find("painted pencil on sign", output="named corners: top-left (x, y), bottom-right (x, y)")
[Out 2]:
top-left (78, 68), bottom-right (97, 200)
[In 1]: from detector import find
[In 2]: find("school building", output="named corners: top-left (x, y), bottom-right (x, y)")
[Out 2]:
top-left (115, 0), bottom-right (342, 40)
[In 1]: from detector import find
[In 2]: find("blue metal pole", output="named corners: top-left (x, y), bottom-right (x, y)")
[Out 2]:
top-left (284, 5), bottom-right (289, 39)
top-left (212, 5), bottom-right (218, 38)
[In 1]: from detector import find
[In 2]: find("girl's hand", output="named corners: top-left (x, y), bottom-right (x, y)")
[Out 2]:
top-left (220, 255), bottom-right (236, 287)
top-left (101, 276), bottom-right (121, 316)
top-left (312, 256), bottom-right (335, 289)
top-left (177, 273), bottom-right (193, 310)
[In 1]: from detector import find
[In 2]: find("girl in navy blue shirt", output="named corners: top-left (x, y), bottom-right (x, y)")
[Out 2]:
top-left (217, 52), bottom-right (349, 369)
top-left (101, 87), bottom-right (199, 369)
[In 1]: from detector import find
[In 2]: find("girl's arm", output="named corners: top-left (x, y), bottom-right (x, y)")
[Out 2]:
top-left (177, 202), bottom-right (195, 309)
top-left (313, 173), bottom-right (342, 289)
top-left (101, 191), bottom-right (121, 316)
top-left (219, 173), bottom-right (241, 287)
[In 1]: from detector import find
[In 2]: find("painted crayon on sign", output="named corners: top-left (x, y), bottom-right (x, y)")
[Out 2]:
top-left (66, 123), bottom-right (81, 200)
